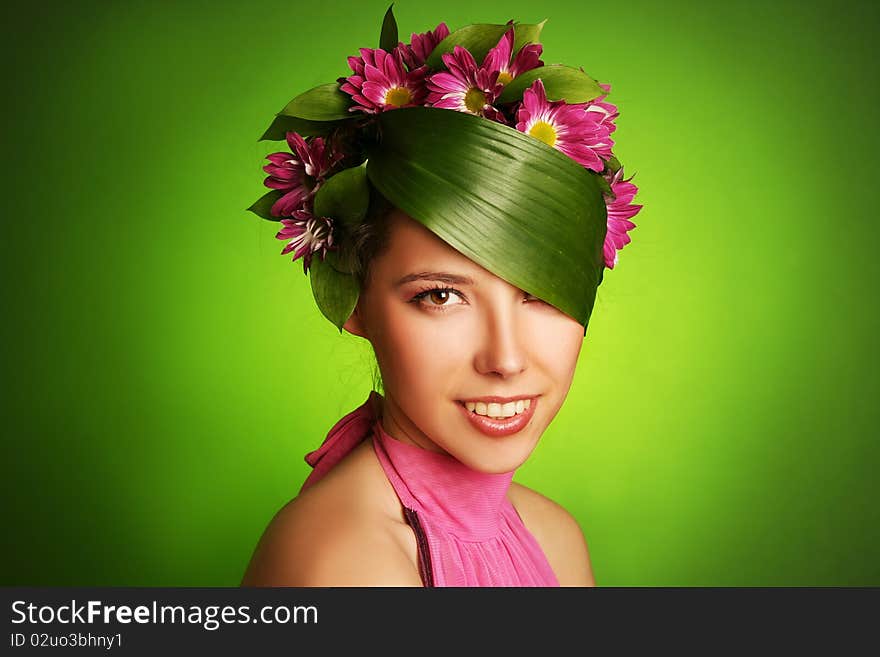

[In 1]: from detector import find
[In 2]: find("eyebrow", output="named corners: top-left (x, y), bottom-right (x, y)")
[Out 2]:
top-left (394, 271), bottom-right (475, 287)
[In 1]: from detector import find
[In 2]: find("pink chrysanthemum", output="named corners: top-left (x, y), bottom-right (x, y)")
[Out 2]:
top-left (584, 82), bottom-right (619, 136)
top-left (602, 167), bottom-right (642, 269)
top-left (481, 27), bottom-right (544, 87)
top-left (395, 22), bottom-right (450, 71)
top-left (263, 132), bottom-right (342, 217)
top-left (425, 45), bottom-right (506, 123)
top-left (275, 209), bottom-right (336, 274)
top-left (515, 78), bottom-right (612, 172)
top-left (340, 48), bottom-right (428, 114)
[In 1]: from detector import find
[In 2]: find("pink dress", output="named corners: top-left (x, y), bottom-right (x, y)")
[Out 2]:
top-left (300, 391), bottom-right (560, 587)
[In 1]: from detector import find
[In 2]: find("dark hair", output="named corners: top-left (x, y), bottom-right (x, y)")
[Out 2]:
top-left (345, 186), bottom-right (397, 293)
top-left (339, 185), bottom-right (397, 395)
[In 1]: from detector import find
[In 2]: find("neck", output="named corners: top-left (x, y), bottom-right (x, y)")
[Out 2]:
top-left (376, 392), bottom-right (447, 454)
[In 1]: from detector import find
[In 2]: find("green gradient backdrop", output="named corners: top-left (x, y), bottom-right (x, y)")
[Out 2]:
top-left (2, 0), bottom-right (877, 586)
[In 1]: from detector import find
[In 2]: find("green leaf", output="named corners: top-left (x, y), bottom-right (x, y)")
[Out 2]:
top-left (246, 190), bottom-right (283, 220)
top-left (259, 114), bottom-right (340, 141)
top-left (279, 82), bottom-right (353, 121)
top-left (425, 20), bottom-right (547, 70)
top-left (513, 19), bottom-right (546, 54)
top-left (497, 64), bottom-right (605, 104)
top-left (605, 154), bottom-right (622, 173)
top-left (308, 255), bottom-right (360, 332)
top-left (365, 106), bottom-right (606, 329)
top-left (323, 247), bottom-right (356, 275)
top-left (593, 170), bottom-right (613, 196)
top-left (379, 4), bottom-right (398, 51)
top-left (313, 164), bottom-right (370, 229)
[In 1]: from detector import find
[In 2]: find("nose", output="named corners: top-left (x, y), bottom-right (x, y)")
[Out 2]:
top-left (473, 302), bottom-right (528, 378)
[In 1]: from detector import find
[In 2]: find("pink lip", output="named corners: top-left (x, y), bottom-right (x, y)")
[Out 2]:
top-left (455, 398), bottom-right (537, 438)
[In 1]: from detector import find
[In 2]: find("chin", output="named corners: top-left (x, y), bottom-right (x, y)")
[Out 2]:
top-left (453, 440), bottom-right (536, 475)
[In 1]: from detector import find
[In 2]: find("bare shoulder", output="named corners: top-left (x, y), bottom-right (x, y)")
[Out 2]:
top-left (241, 440), bottom-right (422, 587)
top-left (507, 482), bottom-right (596, 587)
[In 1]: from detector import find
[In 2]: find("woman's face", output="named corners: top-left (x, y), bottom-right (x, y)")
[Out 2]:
top-left (344, 210), bottom-right (585, 474)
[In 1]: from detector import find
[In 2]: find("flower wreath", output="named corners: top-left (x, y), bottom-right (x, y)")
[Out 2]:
top-left (248, 5), bottom-right (642, 332)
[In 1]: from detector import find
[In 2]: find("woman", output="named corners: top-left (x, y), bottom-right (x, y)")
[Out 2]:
top-left (241, 8), bottom-right (642, 587)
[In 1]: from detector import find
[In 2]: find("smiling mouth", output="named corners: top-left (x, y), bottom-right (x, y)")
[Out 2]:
top-left (458, 399), bottom-right (533, 420)
top-left (455, 398), bottom-right (538, 438)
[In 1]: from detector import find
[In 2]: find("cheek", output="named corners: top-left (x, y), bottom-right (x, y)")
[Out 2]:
top-left (371, 305), bottom-right (469, 399)
top-left (528, 319), bottom-right (583, 424)
top-left (528, 314), bottom-right (584, 381)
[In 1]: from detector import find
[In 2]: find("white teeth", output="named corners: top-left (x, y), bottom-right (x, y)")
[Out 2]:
top-left (464, 399), bottom-right (531, 419)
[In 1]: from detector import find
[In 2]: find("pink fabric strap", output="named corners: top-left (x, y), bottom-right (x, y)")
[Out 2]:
top-left (299, 391), bottom-right (382, 493)
top-left (299, 391), bottom-right (560, 586)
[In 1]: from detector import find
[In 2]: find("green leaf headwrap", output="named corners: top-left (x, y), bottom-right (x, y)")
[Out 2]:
top-left (365, 107), bottom-right (606, 329)
top-left (248, 6), bottom-right (643, 339)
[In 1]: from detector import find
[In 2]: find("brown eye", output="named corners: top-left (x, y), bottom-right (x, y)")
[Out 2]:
top-left (411, 287), bottom-right (465, 311)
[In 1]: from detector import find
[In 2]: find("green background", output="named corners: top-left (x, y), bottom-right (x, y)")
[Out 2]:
top-left (2, 0), bottom-right (877, 586)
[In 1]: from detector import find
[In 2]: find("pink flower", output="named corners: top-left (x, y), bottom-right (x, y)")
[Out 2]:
top-left (425, 45), bottom-right (505, 122)
top-left (275, 209), bottom-right (336, 274)
top-left (481, 27), bottom-right (544, 87)
top-left (602, 167), bottom-right (642, 269)
top-left (515, 78), bottom-right (612, 172)
top-left (262, 132), bottom-right (342, 217)
top-left (395, 22), bottom-right (450, 71)
top-left (584, 82), bottom-right (619, 135)
top-left (340, 48), bottom-right (429, 114)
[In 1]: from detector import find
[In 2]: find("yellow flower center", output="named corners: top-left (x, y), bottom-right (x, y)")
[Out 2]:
top-left (529, 120), bottom-right (557, 147)
top-left (497, 71), bottom-right (513, 85)
top-left (464, 87), bottom-right (487, 113)
top-left (385, 87), bottom-right (413, 106)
